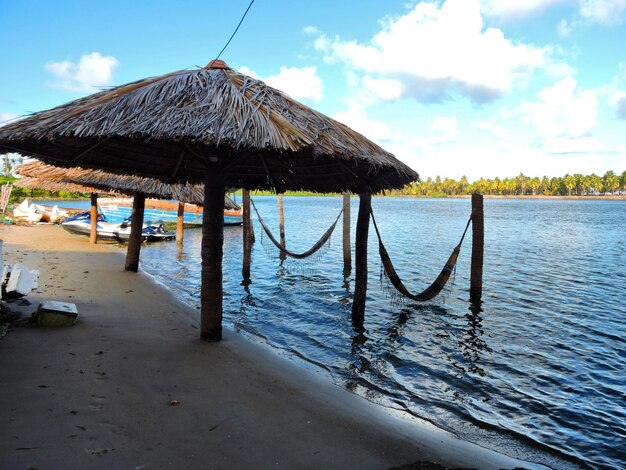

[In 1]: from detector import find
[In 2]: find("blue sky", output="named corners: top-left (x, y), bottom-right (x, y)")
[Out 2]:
top-left (1, 0), bottom-right (625, 181)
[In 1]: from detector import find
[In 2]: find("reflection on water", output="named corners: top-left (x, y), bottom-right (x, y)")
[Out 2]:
top-left (459, 304), bottom-right (490, 377)
top-left (117, 197), bottom-right (624, 470)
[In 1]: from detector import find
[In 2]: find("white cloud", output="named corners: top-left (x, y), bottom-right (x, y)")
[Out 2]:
top-left (237, 66), bottom-right (258, 79)
top-left (0, 112), bottom-right (19, 125)
top-left (45, 52), bottom-right (119, 92)
top-left (315, 0), bottom-right (551, 104)
top-left (260, 66), bottom-right (323, 102)
top-left (579, 0), bottom-right (626, 23)
top-left (362, 76), bottom-right (404, 101)
top-left (610, 91), bottom-right (626, 118)
top-left (480, 0), bottom-right (626, 24)
top-left (429, 116), bottom-right (458, 143)
top-left (303, 25), bottom-right (319, 35)
top-left (557, 18), bottom-right (572, 36)
top-left (475, 120), bottom-right (510, 138)
top-left (479, 0), bottom-right (570, 20)
top-left (333, 103), bottom-right (396, 142)
top-left (541, 136), bottom-right (601, 153)
top-left (518, 77), bottom-right (599, 153)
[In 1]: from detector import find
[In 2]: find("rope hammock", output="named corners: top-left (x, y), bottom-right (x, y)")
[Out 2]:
top-left (371, 209), bottom-right (473, 302)
top-left (250, 198), bottom-right (343, 260)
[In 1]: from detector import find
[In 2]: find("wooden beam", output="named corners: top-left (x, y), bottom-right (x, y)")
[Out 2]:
top-left (351, 193), bottom-right (371, 323)
top-left (70, 137), bottom-right (111, 163)
top-left (124, 194), bottom-right (145, 272)
top-left (171, 151), bottom-right (186, 179)
top-left (89, 193), bottom-right (98, 245)
top-left (470, 193), bottom-right (484, 304)
top-left (200, 165), bottom-right (225, 340)
top-left (176, 201), bottom-right (185, 245)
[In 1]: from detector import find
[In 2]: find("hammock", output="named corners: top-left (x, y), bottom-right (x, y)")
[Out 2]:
top-left (371, 209), bottom-right (473, 302)
top-left (250, 198), bottom-right (343, 260)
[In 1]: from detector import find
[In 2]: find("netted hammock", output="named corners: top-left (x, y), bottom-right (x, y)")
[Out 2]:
top-left (371, 209), bottom-right (473, 302)
top-left (250, 198), bottom-right (343, 260)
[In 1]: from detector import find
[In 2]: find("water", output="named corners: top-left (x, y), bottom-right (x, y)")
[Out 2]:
top-left (48, 197), bottom-right (626, 469)
top-left (45, 200), bottom-right (205, 225)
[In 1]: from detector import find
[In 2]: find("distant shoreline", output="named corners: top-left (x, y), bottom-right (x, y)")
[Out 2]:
top-left (409, 194), bottom-right (626, 200)
top-left (28, 193), bottom-right (626, 202)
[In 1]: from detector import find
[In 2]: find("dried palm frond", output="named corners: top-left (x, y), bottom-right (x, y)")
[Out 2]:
top-left (14, 160), bottom-right (239, 210)
top-left (14, 177), bottom-right (121, 196)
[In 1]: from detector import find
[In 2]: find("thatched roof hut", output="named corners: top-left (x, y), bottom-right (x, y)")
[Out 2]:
top-left (13, 160), bottom-right (240, 210)
top-left (14, 176), bottom-right (121, 197)
top-left (0, 59), bottom-right (419, 340)
top-left (0, 60), bottom-right (417, 193)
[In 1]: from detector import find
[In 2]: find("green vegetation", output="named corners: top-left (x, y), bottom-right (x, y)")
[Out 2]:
top-left (389, 171), bottom-right (626, 197)
top-left (232, 171), bottom-right (626, 198)
top-left (0, 175), bottom-right (88, 203)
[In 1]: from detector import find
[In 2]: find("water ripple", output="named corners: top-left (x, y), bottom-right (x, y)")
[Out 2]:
top-left (130, 196), bottom-right (626, 470)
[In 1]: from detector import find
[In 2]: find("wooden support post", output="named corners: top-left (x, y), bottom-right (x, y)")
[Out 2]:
top-left (176, 201), bottom-right (185, 245)
top-left (124, 194), bottom-right (145, 272)
top-left (470, 193), bottom-right (484, 304)
top-left (89, 193), bottom-right (98, 244)
top-left (351, 193), bottom-right (371, 323)
top-left (242, 189), bottom-right (252, 284)
top-left (277, 193), bottom-right (286, 261)
top-left (342, 192), bottom-right (352, 275)
top-left (200, 165), bottom-right (225, 341)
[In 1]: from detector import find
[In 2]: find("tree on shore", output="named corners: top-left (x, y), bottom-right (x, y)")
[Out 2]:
top-left (388, 169), bottom-right (626, 197)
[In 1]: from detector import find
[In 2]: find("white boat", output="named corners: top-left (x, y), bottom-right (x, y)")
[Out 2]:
top-left (61, 211), bottom-right (175, 242)
top-left (13, 198), bottom-right (68, 223)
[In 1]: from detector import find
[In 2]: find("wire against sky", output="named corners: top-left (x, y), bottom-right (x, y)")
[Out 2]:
top-left (215, 0), bottom-right (256, 62)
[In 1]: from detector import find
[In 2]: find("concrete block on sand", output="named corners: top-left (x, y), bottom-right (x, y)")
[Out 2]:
top-left (36, 300), bottom-right (78, 327)
top-left (5, 262), bottom-right (40, 297)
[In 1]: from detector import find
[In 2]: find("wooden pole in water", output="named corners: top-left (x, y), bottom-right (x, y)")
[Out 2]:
top-left (352, 193), bottom-right (371, 323)
top-left (200, 165), bottom-right (225, 341)
top-left (242, 189), bottom-right (252, 283)
top-left (277, 193), bottom-right (286, 261)
top-left (470, 193), bottom-right (484, 304)
top-left (125, 194), bottom-right (146, 272)
top-left (89, 193), bottom-right (98, 244)
top-left (342, 192), bottom-right (352, 275)
top-left (176, 201), bottom-right (185, 245)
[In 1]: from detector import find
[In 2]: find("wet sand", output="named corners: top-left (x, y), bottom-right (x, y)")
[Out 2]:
top-left (0, 224), bottom-right (546, 469)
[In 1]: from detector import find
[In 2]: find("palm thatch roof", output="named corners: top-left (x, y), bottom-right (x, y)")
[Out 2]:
top-left (14, 160), bottom-right (240, 210)
top-left (0, 60), bottom-right (418, 193)
top-left (14, 176), bottom-right (122, 197)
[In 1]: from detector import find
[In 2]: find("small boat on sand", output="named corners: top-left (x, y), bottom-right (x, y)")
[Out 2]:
top-left (13, 198), bottom-right (69, 223)
top-left (61, 211), bottom-right (174, 242)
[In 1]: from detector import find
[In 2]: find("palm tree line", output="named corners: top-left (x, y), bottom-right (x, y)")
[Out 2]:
top-left (389, 171), bottom-right (626, 197)
top-left (2, 153), bottom-right (625, 199)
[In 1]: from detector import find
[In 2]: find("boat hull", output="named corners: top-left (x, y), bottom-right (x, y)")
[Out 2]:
top-left (61, 211), bottom-right (175, 242)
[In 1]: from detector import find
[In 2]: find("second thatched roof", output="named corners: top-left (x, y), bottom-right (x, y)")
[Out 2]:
top-left (14, 160), bottom-right (240, 210)
top-left (14, 177), bottom-right (122, 197)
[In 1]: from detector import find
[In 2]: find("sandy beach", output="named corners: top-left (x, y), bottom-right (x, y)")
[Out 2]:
top-left (0, 224), bottom-right (545, 469)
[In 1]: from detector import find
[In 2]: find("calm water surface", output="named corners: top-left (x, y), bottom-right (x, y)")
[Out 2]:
top-left (55, 197), bottom-right (626, 469)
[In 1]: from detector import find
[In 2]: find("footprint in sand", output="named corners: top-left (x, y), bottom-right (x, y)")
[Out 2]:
top-left (85, 447), bottom-right (114, 456)
top-left (88, 394), bottom-right (106, 411)
top-left (100, 421), bottom-right (125, 436)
